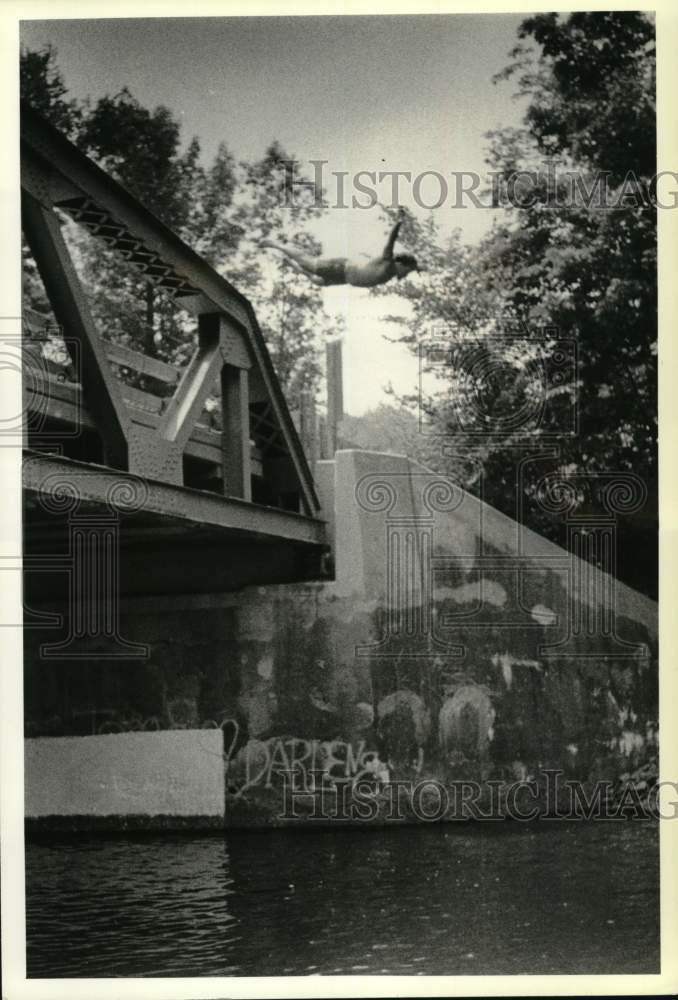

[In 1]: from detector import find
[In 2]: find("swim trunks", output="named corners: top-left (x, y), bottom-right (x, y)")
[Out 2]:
top-left (314, 257), bottom-right (348, 285)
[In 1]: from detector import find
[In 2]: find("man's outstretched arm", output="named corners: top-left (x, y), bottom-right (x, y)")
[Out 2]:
top-left (382, 219), bottom-right (402, 260)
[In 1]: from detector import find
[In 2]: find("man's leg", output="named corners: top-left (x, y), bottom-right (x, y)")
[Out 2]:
top-left (261, 239), bottom-right (323, 277)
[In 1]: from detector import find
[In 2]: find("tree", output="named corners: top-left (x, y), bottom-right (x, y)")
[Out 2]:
top-left (483, 12), bottom-right (657, 596)
top-left (373, 12), bottom-right (657, 596)
top-left (20, 46), bottom-right (342, 412)
top-left (62, 86), bottom-right (234, 364)
top-left (20, 44), bottom-right (81, 138)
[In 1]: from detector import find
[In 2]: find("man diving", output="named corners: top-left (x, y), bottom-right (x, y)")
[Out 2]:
top-left (260, 215), bottom-right (420, 288)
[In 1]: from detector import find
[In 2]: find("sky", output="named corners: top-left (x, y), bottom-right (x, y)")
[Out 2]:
top-left (20, 14), bottom-right (527, 414)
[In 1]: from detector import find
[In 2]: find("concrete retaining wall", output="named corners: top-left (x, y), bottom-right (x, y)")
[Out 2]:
top-left (25, 730), bottom-right (225, 826)
top-left (24, 451), bottom-right (657, 829)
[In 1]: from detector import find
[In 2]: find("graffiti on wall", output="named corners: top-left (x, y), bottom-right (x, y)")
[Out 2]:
top-left (224, 729), bottom-right (391, 798)
top-left (218, 683), bottom-right (500, 798)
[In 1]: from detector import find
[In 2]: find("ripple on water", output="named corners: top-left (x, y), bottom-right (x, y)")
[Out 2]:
top-left (25, 822), bottom-right (659, 977)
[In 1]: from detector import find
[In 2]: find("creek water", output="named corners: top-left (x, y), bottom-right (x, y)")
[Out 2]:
top-left (26, 819), bottom-right (658, 977)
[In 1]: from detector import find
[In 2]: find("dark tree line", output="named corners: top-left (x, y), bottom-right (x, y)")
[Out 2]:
top-left (369, 12), bottom-right (656, 597)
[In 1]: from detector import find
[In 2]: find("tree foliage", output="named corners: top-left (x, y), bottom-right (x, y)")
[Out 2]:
top-left (20, 45), bottom-right (342, 409)
top-left (20, 44), bottom-right (81, 137)
top-left (373, 12), bottom-right (657, 596)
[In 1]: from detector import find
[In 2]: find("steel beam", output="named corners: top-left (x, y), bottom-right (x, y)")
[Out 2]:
top-left (21, 109), bottom-right (319, 515)
top-left (221, 365), bottom-right (252, 501)
top-left (157, 315), bottom-right (223, 451)
top-left (23, 451), bottom-right (326, 548)
top-left (21, 192), bottom-right (130, 469)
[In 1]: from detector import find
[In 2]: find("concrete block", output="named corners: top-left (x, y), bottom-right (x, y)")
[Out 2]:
top-left (24, 730), bottom-right (225, 819)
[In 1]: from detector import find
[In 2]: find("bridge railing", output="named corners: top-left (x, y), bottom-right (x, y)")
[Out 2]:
top-left (22, 306), bottom-right (272, 494)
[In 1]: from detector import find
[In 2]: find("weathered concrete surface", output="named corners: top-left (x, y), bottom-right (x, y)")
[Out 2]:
top-left (25, 730), bottom-right (225, 825)
top-left (24, 450), bottom-right (657, 828)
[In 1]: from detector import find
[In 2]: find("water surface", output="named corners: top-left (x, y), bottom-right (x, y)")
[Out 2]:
top-left (26, 820), bottom-right (659, 977)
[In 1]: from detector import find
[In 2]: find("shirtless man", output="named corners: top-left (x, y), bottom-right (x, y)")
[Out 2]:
top-left (260, 216), bottom-right (420, 288)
